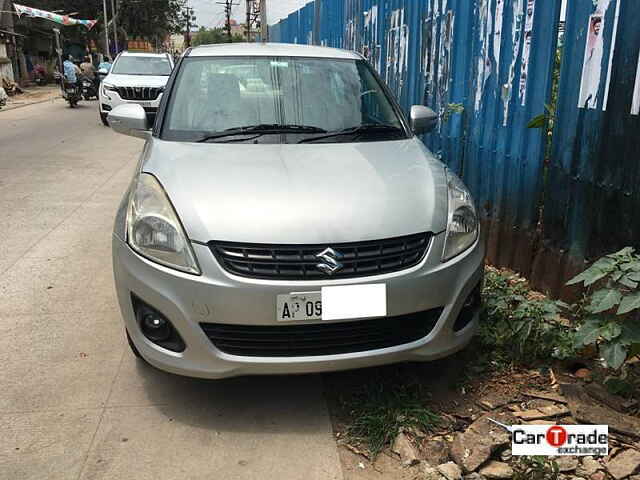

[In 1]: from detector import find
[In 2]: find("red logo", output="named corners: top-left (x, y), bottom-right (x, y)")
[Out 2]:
top-left (546, 426), bottom-right (567, 447)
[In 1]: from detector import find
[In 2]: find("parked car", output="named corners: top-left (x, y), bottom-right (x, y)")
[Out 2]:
top-left (99, 51), bottom-right (173, 126)
top-left (108, 43), bottom-right (484, 379)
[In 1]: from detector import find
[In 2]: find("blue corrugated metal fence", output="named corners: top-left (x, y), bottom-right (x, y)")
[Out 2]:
top-left (271, 0), bottom-right (640, 297)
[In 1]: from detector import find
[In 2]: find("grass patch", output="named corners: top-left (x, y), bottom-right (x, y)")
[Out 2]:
top-left (512, 456), bottom-right (560, 480)
top-left (341, 380), bottom-right (440, 457)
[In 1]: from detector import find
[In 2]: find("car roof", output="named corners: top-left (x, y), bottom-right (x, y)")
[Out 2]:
top-left (119, 51), bottom-right (170, 58)
top-left (187, 42), bottom-right (361, 60)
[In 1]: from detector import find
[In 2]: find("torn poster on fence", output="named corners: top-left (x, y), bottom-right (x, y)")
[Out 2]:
top-left (362, 6), bottom-right (381, 72)
top-left (632, 51), bottom-right (640, 115)
top-left (578, 13), bottom-right (604, 108)
top-left (437, 11), bottom-right (454, 125)
top-left (494, 0), bottom-right (504, 77)
top-left (577, 0), bottom-right (620, 110)
top-left (519, 0), bottom-right (535, 106)
top-left (601, 0), bottom-right (620, 110)
top-left (474, 0), bottom-right (492, 112)
top-left (502, 0), bottom-right (523, 126)
top-left (385, 9), bottom-right (409, 97)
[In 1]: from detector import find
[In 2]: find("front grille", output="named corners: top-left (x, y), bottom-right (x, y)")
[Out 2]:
top-left (200, 307), bottom-right (443, 357)
top-left (117, 86), bottom-right (162, 101)
top-left (209, 233), bottom-right (431, 280)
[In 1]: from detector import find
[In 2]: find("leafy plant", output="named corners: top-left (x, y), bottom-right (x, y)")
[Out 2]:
top-left (442, 102), bottom-right (464, 122)
top-left (527, 103), bottom-right (555, 129)
top-left (512, 456), bottom-right (560, 480)
top-left (342, 382), bottom-right (439, 457)
top-left (480, 269), bottom-right (576, 365)
top-left (568, 247), bottom-right (640, 369)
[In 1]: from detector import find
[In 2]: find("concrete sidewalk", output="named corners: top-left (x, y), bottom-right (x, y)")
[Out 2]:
top-left (1, 85), bottom-right (61, 112)
top-left (0, 100), bottom-right (343, 480)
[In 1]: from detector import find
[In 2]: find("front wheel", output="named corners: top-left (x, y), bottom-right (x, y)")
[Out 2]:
top-left (100, 111), bottom-right (109, 126)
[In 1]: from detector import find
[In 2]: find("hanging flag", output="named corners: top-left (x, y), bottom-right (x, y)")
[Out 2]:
top-left (13, 3), bottom-right (98, 30)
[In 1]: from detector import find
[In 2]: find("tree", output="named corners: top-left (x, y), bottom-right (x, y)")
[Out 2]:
top-left (117, 0), bottom-right (184, 39)
top-left (27, 0), bottom-right (184, 43)
top-left (192, 27), bottom-right (244, 46)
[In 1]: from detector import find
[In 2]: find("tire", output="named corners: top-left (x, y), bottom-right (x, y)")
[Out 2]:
top-left (100, 111), bottom-right (109, 126)
top-left (126, 329), bottom-right (144, 359)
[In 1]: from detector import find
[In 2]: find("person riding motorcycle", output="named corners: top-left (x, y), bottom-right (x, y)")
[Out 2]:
top-left (98, 56), bottom-right (112, 74)
top-left (80, 56), bottom-right (99, 99)
top-left (62, 55), bottom-right (82, 106)
top-left (80, 56), bottom-right (96, 80)
top-left (63, 55), bottom-right (81, 86)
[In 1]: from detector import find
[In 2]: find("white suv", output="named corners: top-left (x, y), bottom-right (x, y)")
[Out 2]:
top-left (99, 51), bottom-right (174, 126)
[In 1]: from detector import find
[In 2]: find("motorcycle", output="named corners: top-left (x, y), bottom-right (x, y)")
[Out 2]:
top-left (81, 75), bottom-right (98, 101)
top-left (62, 80), bottom-right (81, 108)
top-left (33, 65), bottom-right (48, 86)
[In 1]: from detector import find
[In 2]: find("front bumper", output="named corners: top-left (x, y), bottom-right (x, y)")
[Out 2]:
top-left (112, 232), bottom-right (484, 379)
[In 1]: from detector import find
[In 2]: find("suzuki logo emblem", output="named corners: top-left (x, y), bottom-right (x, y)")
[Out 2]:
top-left (315, 247), bottom-right (344, 275)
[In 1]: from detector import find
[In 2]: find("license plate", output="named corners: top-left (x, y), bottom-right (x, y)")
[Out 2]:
top-left (276, 284), bottom-right (387, 322)
top-left (276, 292), bottom-right (322, 322)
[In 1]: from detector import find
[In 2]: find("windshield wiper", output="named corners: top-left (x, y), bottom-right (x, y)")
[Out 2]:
top-left (297, 124), bottom-right (404, 144)
top-left (196, 124), bottom-right (327, 142)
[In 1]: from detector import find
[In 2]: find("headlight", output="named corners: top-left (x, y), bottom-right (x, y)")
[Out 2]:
top-left (103, 82), bottom-right (117, 92)
top-left (127, 173), bottom-right (200, 275)
top-left (442, 169), bottom-right (478, 261)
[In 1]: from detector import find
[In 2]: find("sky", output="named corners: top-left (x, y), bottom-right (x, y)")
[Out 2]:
top-left (189, 0), bottom-right (567, 31)
top-left (190, 0), bottom-right (310, 29)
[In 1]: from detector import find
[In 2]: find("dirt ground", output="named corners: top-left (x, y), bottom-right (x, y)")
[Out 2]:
top-left (323, 343), bottom-right (640, 480)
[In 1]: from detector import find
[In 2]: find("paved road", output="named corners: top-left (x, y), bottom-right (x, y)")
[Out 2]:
top-left (0, 99), bottom-right (342, 480)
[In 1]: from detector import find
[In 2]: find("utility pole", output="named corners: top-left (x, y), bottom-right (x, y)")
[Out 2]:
top-left (246, 0), bottom-right (251, 41)
top-left (181, 1), bottom-right (196, 48)
top-left (260, 0), bottom-right (268, 42)
top-left (217, 0), bottom-right (238, 43)
top-left (102, 0), bottom-right (110, 56)
top-left (185, 9), bottom-right (191, 47)
top-left (110, 0), bottom-right (118, 54)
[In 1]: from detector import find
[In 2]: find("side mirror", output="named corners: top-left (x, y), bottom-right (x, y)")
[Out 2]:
top-left (410, 105), bottom-right (438, 134)
top-left (108, 104), bottom-right (151, 139)
top-left (98, 68), bottom-right (108, 75)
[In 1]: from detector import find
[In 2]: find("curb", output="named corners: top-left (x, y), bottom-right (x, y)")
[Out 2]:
top-left (0, 93), bottom-right (63, 113)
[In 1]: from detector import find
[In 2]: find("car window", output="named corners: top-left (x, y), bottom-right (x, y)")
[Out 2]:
top-left (112, 56), bottom-right (172, 76)
top-left (162, 56), bottom-right (406, 142)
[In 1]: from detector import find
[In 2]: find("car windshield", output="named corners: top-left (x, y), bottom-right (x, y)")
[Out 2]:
top-left (162, 56), bottom-right (407, 143)
top-left (111, 56), bottom-right (172, 76)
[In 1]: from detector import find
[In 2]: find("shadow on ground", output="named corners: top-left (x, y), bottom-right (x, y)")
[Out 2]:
top-left (130, 358), bottom-right (331, 435)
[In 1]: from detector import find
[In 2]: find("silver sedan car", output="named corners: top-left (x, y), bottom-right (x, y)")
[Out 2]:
top-left (108, 43), bottom-right (484, 379)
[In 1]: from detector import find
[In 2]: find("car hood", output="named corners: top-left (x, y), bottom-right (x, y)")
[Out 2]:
top-left (104, 73), bottom-right (169, 87)
top-left (140, 138), bottom-right (448, 244)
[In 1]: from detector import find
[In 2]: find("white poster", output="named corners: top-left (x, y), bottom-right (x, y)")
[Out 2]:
top-left (519, 0), bottom-right (535, 106)
top-left (494, 0), bottom-right (504, 73)
top-left (632, 51), bottom-right (640, 115)
top-left (577, 14), bottom-right (604, 108)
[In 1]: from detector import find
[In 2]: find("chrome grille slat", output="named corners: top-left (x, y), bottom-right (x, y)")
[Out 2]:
top-left (116, 86), bottom-right (162, 101)
top-left (209, 233), bottom-right (431, 280)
